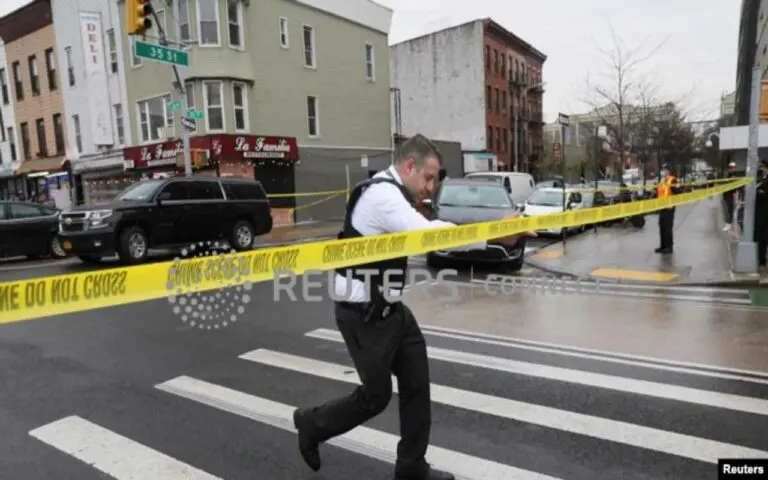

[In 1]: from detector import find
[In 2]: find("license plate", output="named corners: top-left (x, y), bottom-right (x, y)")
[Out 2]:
top-left (63, 241), bottom-right (72, 250)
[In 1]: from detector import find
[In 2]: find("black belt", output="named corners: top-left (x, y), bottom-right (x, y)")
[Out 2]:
top-left (337, 299), bottom-right (402, 320)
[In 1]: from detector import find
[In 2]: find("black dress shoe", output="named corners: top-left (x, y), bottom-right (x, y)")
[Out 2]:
top-left (395, 466), bottom-right (455, 480)
top-left (293, 408), bottom-right (321, 471)
top-left (654, 247), bottom-right (673, 254)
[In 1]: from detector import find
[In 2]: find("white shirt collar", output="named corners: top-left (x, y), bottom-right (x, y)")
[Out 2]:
top-left (383, 165), bottom-right (405, 185)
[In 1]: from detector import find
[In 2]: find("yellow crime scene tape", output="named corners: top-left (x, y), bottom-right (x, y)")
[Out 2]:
top-left (0, 177), bottom-right (751, 324)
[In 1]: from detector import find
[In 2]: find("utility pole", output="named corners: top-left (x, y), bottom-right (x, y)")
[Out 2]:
top-left (558, 113), bottom-right (570, 244)
top-left (733, 65), bottom-right (761, 273)
top-left (166, 1), bottom-right (191, 176)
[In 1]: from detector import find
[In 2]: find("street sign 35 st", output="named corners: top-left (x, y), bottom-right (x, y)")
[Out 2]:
top-left (134, 40), bottom-right (189, 66)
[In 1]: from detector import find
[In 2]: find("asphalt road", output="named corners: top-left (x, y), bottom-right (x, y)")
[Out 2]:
top-left (1, 258), bottom-right (767, 478)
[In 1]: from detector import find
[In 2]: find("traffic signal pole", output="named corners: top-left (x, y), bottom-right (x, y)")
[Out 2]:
top-left (127, 0), bottom-right (192, 176)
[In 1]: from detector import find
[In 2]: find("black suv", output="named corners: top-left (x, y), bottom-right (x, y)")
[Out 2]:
top-left (58, 177), bottom-right (273, 264)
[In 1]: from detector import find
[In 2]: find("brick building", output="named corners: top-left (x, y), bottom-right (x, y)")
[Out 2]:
top-left (390, 18), bottom-right (546, 173)
top-left (0, 0), bottom-right (71, 202)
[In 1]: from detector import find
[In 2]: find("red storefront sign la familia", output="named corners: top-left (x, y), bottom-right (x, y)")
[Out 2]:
top-left (122, 134), bottom-right (299, 170)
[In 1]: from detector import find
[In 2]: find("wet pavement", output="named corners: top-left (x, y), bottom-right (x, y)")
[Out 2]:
top-left (1, 256), bottom-right (768, 479)
top-left (526, 198), bottom-right (755, 285)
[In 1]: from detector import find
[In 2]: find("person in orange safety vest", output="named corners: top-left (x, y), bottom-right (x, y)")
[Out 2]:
top-left (655, 164), bottom-right (679, 253)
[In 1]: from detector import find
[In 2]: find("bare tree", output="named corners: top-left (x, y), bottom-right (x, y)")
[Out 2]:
top-left (582, 22), bottom-right (668, 180)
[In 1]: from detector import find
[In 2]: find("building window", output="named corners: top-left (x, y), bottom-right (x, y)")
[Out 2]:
top-left (485, 46), bottom-right (490, 70)
top-left (232, 82), bottom-right (247, 131)
top-left (365, 43), bottom-right (374, 80)
top-left (107, 29), bottom-right (118, 74)
top-left (279, 17), bottom-right (289, 48)
top-left (177, 0), bottom-right (190, 41)
top-left (198, 0), bottom-right (219, 45)
top-left (28, 56), bottom-right (39, 95)
top-left (113, 104), bottom-right (124, 145)
top-left (502, 128), bottom-right (508, 152)
top-left (502, 91), bottom-right (507, 113)
top-left (303, 25), bottom-right (315, 67)
top-left (501, 55), bottom-right (506, 79)
top-left (493, 50), bottom-right (498, 74)
top-left (45, 48), bottom-right (56, 90)
top-left (487, 126), bottom-right (493, 150)
top-left (185, 82), bottom-right (196, 133)
top-left (228, 0), bottom-right (242, 48)
top-left (7, 127), bottom-right (15, 161)
top-left (495, 127), bottom-right (500, 151)
top-left (137, 95), bottom-right (170, 143)
top-left (72, 114), bottom-right (82, 153)
top-left (307, 95), bottom-right (318, 136)
top-left (495, 88), bottom-right (499, 112)
top-left (35, 118), bottom-right (46, 156)
top-left (20, 122), bottom-right (30, 159)
top-left (12, 62), bottom-right (23, 101)
top-left (53, 113), bottom-right (64, 153)
top-left (508, 56), bottom-right (512, 79)
top-left (486, 85), bottom-right (491, 111)
top-left (0, 68), bottom-right (8, 104)
top-left (65, 47), bottom-right (75, 84)
top-left (203, 81), bottom-right (223, 131)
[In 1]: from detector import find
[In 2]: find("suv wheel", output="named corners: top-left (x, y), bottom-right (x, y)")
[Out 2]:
top-left (230, 220), bottom-right (255, 251)
top-left (50, 237), bottom-right (67, 258)
top-left (118, 226), bottom-right (149, 264)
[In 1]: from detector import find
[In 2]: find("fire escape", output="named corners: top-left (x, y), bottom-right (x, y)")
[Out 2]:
top-left (508, 71), bottom-right (545, 172)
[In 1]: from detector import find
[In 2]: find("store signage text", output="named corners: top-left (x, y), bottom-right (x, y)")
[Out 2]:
top-left (234, 136), bottom-right (292, 158)
top-left (141, 141), bottom-right (183, 166)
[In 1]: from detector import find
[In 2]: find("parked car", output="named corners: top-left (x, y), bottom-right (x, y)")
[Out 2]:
top-left (0, 201), bottom-right (67, 260)
top-left (58, 176), bottom-right (273, 264)
top-left (521, 187), bottom-right (585, 236)
top-left (424, 178), bottom-right (527, 271)
top-left (463, 171), bottom-right (536, 207)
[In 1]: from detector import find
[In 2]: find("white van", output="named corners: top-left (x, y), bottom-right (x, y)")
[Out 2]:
top-left (463, 171), bottom-right (535, 207)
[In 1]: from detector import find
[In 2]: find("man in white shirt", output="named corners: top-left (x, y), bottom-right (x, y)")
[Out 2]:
top-left (292, 134), bottom-right (530, 480)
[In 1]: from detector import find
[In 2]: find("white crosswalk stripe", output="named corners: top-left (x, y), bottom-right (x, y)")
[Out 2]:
top-left (27, 324), bottom-right (768, 479)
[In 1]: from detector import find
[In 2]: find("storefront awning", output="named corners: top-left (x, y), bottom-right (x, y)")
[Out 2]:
top-left (15, 156), bottom-right (67, 175)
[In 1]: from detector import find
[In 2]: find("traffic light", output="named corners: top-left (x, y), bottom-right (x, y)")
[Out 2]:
top-left (126, 0), bottom-right (153, 36)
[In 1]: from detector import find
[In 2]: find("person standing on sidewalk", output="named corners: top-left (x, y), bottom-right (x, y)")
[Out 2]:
top-left (291, 134), bottom-right (533, 480)
top-left (755, 159), bottom-right (768, 271)
top-left (655, 164), bottom-right (680, 254)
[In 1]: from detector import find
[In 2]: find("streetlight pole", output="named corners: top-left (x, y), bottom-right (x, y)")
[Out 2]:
top-left (733, 65), bottom-right (761, 273)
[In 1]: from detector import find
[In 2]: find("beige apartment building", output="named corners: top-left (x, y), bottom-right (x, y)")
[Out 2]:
top-left (0, 0), bottom-right (70, 201)
top-left (113, 0), bottom-right (393, 222)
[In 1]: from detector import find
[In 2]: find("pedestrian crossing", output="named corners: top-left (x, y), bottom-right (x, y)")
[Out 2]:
top-left (27, 324), bottom-right (768, 479)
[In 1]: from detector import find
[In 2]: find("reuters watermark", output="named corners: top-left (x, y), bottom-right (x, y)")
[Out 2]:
top-left (273, 268), bottom-right (600, 302)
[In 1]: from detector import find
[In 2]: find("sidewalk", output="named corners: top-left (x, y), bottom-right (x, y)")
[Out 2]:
top-left (525, 198), bottom-right (759, 286)
top-left (254, 219), bottom-right (342, 247)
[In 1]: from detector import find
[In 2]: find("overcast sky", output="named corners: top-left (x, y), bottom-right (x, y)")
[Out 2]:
top-left (1, 0), bottom-right (739, 123)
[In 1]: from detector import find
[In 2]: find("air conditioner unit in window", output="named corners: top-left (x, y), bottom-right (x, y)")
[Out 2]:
top-left (157, 126), bottom-right (174, 140)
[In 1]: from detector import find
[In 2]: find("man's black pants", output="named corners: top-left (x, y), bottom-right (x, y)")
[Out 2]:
top-left (304, 301), bottom-right (431, 477)
top-left (658, 207), bottom-right (675, 249)
top-left (756, 218), bottom-right (768, 267)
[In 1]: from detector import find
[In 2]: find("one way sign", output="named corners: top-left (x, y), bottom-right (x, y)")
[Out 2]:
top-left (181, 117), bottom-right (196, 131)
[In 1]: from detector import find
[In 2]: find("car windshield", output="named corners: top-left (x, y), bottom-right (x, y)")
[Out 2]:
top-left (114, 180), bottom-right (164, 201)
top-left (438, 184), bottom-right (512, 208)
top-left (581, 192), bottom-right (594, 205)
top-left (527, 190), bottom-right (565, 206)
